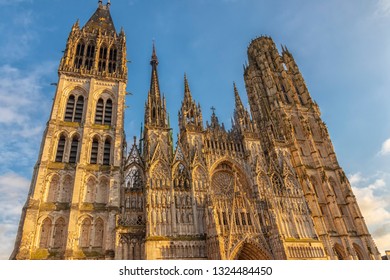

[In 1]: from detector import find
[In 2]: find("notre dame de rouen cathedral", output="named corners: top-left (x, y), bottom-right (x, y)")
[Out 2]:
top-left (11, 1), bottom-right (381, 260)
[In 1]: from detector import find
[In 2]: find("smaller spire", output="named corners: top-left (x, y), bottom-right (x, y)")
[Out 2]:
top-left (98, 0), bottom-right (103, 6)
top-left (233, 82), bottom-right (244, 111)
top-left (151, 40), bottom-right (158, 65)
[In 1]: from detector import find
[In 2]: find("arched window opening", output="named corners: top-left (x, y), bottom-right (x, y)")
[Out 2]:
top-left (85, 179), bottom-right (96, 203)
top-left (103, 139), bottom-right (111, 165)
top-left (80, 218), bottom-right (92, 248)
top-left (74, 43), bottom-right (85, 69)
top-left (104, 99), bottom-right (112, 125)
top-left (39, 218), bottom-right (52, 248)
top-left (64, 95), bottom-right (75, 122)
top-left (95, 98), bottom-right (104, 124)
top-left (69, 135), bottom-right (79, 163)
top-left (98, 46), bottom-right (108, 72)
top-left (125, 166), bottom-right (143, 190)
top-left (108, 48), bottom-right (117, 73)
top-left (53, 218), bottom-right (66, 249)
top-left (74, 96), bottom-right (84, 123)
top-left (64, 94), bottom-right (84, 123)
top-left (55, 134), bottom-right (66, 162)
top-left (47, 175), bottom-right (60, 202)
top-left (84, 44), bottom-right (95, 70)
top-left (94, 219), bottom-right (104, 248)
top-left (61, 176), bottom-right (72, 203)
top-left (90, 138), bottom-right (99, 164)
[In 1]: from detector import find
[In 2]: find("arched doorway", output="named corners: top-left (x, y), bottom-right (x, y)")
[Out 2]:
top-left (231, 242), bottom-right (271, 260)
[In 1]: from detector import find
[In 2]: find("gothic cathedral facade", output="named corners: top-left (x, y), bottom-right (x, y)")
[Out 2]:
top-left (11, 1), bottom-right (381, 260)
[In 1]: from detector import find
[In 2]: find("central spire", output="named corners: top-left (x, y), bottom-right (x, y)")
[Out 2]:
top-left (149, 42), bottom-right (161, 98)
top-left (145, 42), bottom-right (167, 128)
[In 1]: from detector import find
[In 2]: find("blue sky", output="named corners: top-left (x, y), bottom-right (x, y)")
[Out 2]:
top-left (0, 0), bottom-right (389, 259)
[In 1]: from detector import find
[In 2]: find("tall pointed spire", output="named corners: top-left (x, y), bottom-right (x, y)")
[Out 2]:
top-left (233, 82), bottom-right (245, 112)
top-left (149, 41), bottom-right (161, 98)
top-left (145, 42), bottom-right (167, 128)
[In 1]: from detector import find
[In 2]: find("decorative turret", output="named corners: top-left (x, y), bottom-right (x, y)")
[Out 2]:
top-left (232, 83), bottom-right (254, 134)
top-left (179, 74), bottom-right (203, 132)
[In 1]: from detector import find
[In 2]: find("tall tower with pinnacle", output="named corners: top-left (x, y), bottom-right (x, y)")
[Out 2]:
top-left (11, 3), bottom-right (381, 260)
top-left (11, 1), bottom-right (128, 260)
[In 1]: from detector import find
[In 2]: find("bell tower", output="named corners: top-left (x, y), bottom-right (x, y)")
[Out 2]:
top-left (11, 1), bottom-right (128, 260)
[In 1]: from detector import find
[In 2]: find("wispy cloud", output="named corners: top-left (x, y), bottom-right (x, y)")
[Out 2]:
top-left (0, 172), bottom-right (30, 259)
top-left (374, 0), bottom-right (390, 17)
top-left (0, 62), bottom-right (55, 174)
top-left (0, 10), bottom-right (37, 61)
top-left (379, 138), bottom-right (390, 156)
top-left (350, 172), bottom-right (390, 254)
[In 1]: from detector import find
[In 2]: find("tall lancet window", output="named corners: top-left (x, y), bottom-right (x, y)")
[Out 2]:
top-left (108, 48), bottom-right (117, 73)
top-left (53, 218), bottom-right (66, 249)
top-left (69, 135), bottom-right (79, 163)
top-left (98, 46), bottom-right (108, 72)
top-left (64, 95), bottom-right (75, 122)
top-left (103, 138), bottom-right (111, 166)
top-left (84, 44), bottom-right (95, 70)
top-left (90, 138), bottom-right (99, 164)
top-left (55, 134), bottom-right (66, 162)
top-left (73, 96), bottom-right (84, 123)
top-left (74, 42), bottom-right (85, 69)
top-left (95, 98), bottom-right (104, 124)
top-left (80, 218), bottom-right (92, 248)
top-left (39, 218), bottom-right (52, 249)
top-left (104, 99), bottom-right (112, 125)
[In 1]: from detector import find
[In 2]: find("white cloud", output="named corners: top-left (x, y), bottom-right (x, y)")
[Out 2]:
top-left (0, 172), bottom-right (30, 260)
top-left (0, 63), bottom-right (55, 173)
top-left (380, 138), bottom-right (390, 155)
top-left (375, 0), bottom-right (390, 17)
top-left (350, 172), bottom-right (390, 254)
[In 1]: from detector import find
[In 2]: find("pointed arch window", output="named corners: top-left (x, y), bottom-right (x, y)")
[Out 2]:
top-left (69, 135), bottom-right (79, 163)
top-left (84, 44), bottom-right (95, 70)
top-left (39, 218), bottom-right (52, 248)
top-left (95, 98), bottom-right (104, 124)
top-left (55, 134), bottom-right (66, 162)
top-left (95, 98), bottom-right (113, 125)
top-left (53, 218), bottom-right (66, 249)
top-left (74, 42), bottom-right (85, 69)
top-left (74, 96), bottom-right (84, 123)
top-left (98, 46), bottom-right (108, 72)
top-left (103, 138), bottom-right (111, 165)
top-left (64, 95), bottom-right (75, 121)
top-left (64, 94), bottom-right (84, 123)
top-left (90, 138), bottom-right (99, 164)
top-left (104, 99), bottom-right (112, 125)
top-left (94, 219), bottom-right (104, 248)
top-left (108, 48), bottom-right (117, 73)
top-left (80, 218), bottom-right (92, 248)
top-left (47, 175), bottom-right (60, 202)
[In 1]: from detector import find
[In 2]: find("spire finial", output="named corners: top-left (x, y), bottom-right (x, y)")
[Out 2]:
top-left (184, 73), bottom-right (190, 94)
top-left (151, 40), bottom-right (158, 65)
top-left (107, 0), bottom-right (111, 7)
top-left (98, 0), bottom-right (103, 6)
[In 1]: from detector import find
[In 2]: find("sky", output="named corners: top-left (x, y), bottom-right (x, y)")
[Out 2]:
top-left (0, 0), bottom-right (389, 259)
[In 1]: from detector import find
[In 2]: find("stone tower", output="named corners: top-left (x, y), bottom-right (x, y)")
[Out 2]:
top-left (11, 3), bottom-right (381, 260)
top-left (11, 1), bottom-right (128, 260)
top-left (244, 36), bottom-right (380, 259)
